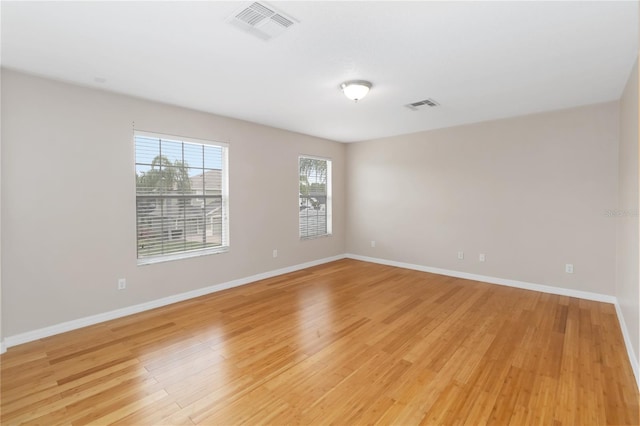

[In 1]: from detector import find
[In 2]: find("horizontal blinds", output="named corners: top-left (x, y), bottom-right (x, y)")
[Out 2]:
top-left (135, 133), bottom-right (229, 261)
top-left (299, 156), bottom-right (332, 238)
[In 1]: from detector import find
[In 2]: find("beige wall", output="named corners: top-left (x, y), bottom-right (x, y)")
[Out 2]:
top-left (617, 57), bottom-right (639, 365)
top-left (346, 102), bottom-right (619, 295)
top-left (0, 68), bottom-right (3, 352)
top-left (1, 70), bottom-right (346, 337)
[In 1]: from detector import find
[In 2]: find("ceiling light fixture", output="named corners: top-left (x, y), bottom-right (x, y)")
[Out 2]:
top-left (340, 80), bottom-right (372, 102)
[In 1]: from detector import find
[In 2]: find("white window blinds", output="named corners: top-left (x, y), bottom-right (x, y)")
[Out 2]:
top-left (299, 156), bottom-right (332, 239)
top-left (135, 131), bottom-right (229, 264)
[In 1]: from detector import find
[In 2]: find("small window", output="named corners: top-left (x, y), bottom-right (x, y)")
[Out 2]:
top-left (135, 131), bottom-right (229, 264)
top-left (299, 156), bottom-right (332, 239)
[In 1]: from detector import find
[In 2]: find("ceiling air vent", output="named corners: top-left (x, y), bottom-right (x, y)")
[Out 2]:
top-left (228, 2), bottom-right (298, 41)
top-left (405, 98), bottom-right (440, 111)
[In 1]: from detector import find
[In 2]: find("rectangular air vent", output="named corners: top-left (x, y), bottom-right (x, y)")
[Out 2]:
top-left (228, 2), bottom-right (298, 41)
top-left (405, 98), bottom-right (440, 111)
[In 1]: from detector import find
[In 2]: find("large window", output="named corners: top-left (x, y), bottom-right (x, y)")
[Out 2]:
top-left (135, 131), bottom-right (229, 264)
top-left (299, 156), bottom-right (332, 239)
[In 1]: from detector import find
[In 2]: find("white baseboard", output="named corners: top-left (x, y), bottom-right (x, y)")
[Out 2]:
top-left (614, 302), bottom-right (640, 389)
top-left (4, 252), bottom-right (637, 392)
top-left (346, 253), bottom-right (640, 390)
top-left (345, 254), bottom-right (617, 303)
top-left (3, 254), bottom-right (346, 349)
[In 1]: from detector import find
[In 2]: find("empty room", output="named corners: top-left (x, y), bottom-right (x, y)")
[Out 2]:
top-left (0, 1), bottom-right (639, 425)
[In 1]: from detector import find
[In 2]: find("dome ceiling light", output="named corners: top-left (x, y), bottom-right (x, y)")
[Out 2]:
top-left (340, 80), bottom-right (372, 102)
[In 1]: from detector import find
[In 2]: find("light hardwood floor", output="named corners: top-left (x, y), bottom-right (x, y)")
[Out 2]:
top-left (1, 259), bottom-right (638, 425)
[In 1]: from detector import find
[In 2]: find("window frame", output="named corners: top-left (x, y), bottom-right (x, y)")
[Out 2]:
top-left (134, 130), bottom-right (230, 265)
top-left (298, 155), bottom-right (332, 240)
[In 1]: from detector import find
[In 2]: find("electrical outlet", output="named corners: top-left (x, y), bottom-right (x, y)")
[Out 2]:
top-left (457, 251), bottom-right (464, 260)
top-left (371, 240), bottom-right (376, 248)
top-left (565, 264), bottom-right (574, 274)
top-left (118, 278), bottom-right (126, 290)
top-left (273, 249), bottom-right (278, 258)
top-left (479, 253), bottom-right (486, 262)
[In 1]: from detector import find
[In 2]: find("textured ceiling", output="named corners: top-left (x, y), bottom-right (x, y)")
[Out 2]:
top-left (1, 1), bottom-right (638, 142)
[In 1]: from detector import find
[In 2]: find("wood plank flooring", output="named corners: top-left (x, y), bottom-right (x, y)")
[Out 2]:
top-left (1, 259), bottom-right (638, 425)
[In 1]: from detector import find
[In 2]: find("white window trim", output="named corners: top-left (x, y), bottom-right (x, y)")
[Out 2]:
top-left (299, 154), bottom-right (332, 240)
top-left (134, 130), bottom-right (230, 265)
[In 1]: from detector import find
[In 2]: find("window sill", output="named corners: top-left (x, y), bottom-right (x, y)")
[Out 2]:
top-left (137, 246), bottom-right (229, 266)
top-left (300, 233), bottom-right (332, 241)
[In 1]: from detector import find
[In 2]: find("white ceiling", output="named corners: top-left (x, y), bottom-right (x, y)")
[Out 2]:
top-left (1, 1), bottom-right (638, 143)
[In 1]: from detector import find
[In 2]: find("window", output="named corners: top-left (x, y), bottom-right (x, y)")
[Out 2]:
top-left (135, 131), bottom-right (229, 264)
top-left (299, 156), bottom-right (332, 238)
